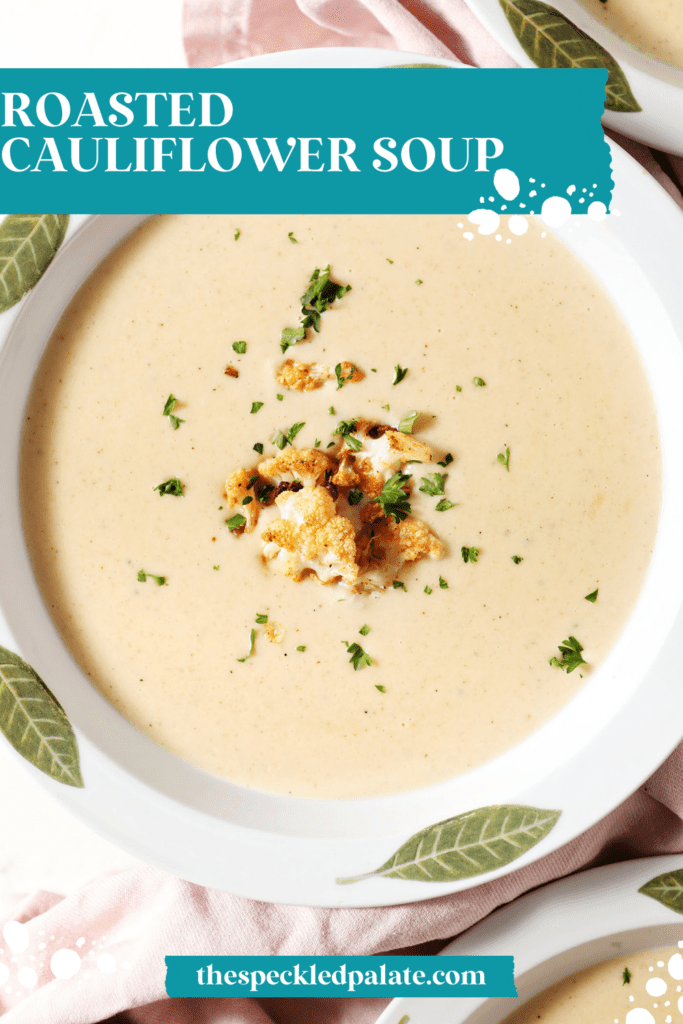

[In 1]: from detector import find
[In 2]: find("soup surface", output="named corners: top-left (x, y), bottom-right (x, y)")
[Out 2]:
top-left (574, 0), bottom-right (683, 70)
top-left (22, 215), bottom-right (660, 799)
top-left (502, 945), bottom-right (683, 1023)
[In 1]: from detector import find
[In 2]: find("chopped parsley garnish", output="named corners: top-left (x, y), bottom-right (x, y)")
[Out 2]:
top-left (278, 265), bottom-right (352, 349)
top-left (373, 472), bottom-right (412, 522)
top-left (314, 439), bottom-right (321, 448)
top-left (415, 279), bottom-right (423, 285)
top-left (437, 453), bottom-right (454, 468)
top-left (329, 406), bottom-right (335, 415)
top-left (497, 446), bottom-right (511, 472)
top-left (250, 401), bottom-right (264, 414)
top-left (461, 547), bottom-right (479, 563)
top-left (393, 365), bottom-right (409, 385)
top-left (213, 565), bottom-right (219, 570)
top-left (232, 340), bottom-right (247, 354)
top-left (297, 645), bottom-right (306, 652)
top-left (435, 498), bottom-right (457, 512)
top-left (474, 377), bottom-right (486, 387)
top-left (359, 624), bottom-right (370, 635)
top-left (154, 477), bottom-right (184, 497)
top-left (137, 570), bottom-right (167, 586)
top-left (375, 685), bottom-right (386, 693)
top-left (456, 385), bottom-right (462, 392)
top-left (393, 580), bottom-right (407, 591)
top-left (253, 442), bottom-right (264, 455)
top-left (162, 394), bottom-right (184, 430)
top-left (342, 640), bottom-right (373, 670)
top-left (335, 363), bottom-right (356, 390)
top-left (241, 496), bottom-right (253, 505)
top-left (226, 513), bottom-right (247, 531)
top-left (398, 410), bottom-right (419, 434)
top-left (334, 419), bottom-right (362, 451)
top-left (439, 576), bottom-right (449, 589)
top-left (272, 422), bottom-right (306, 449)
top-left (280, 326), bottom-right (306, 353)
top-left (419, 473), bottom-right (447, 496)
top-left (237, 628), bottom-right (256, 663)
top-left (424, 585), bottom-right (432, 594)
top-left (622, 967), bottom-right (631, 985)
top-left (348, 487), bottom-right (363, 506)
top-left (247, 474), bottom-right (259, 489)
top-left (550, 636), bottom-right (587, 674)
top-left (256, 483), bottom-right (275, 503)
top-left (255, 613), bottom-right (268, 624)
top-left (512, 555), bottom-right (524, 564)
top-left (276, 393), bottom-right (283, 401)
top-left (585, 588), bottom-right (599, 603)
top-left (381, 403), bottom-right (390, 411)
top-left (288, 231), bottom-right (298, 243)
top-left (234, 228), bottom-right (241, 240)
top-left (386, 258), bottom-right (394, 264)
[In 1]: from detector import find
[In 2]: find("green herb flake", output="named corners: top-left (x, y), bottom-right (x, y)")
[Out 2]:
top-left (456, 385), bottom-right (462, 392)
top-left (437, 453), bottom-right (454, 468)
top-left (256, 483), bottom-right (275, 504)
top-left (247, 474), bottom-right (259, 489)
top-left (381, 403), bottom-right (390, 411)
top-left (585, 588), bottom-right (599, 603)
top-left (419, 472), bottom-right (447, 496)
top-left (334, 419), bottom-right (363, 452)
top-left (439, 576), bottom-right (449, 589)
top-left (253, 442), bottom-right (264, 455)
top-left (473, 377), bottom-right (486, 387)
top-left (424, 585), bottom-right (432, 595)
top-left (234, 228), bottom-right (241, 241)
top-left (329, 406), bottom-right (335, 415)
top-left (359, 624), bottom-right (370, 636)
top-left (288, 231), bottom-right (298, 243)
top-left (415, 279), bottom-right (423, 285)
top-left (137, 570), bottom-right (167, 586)
top-left (342, 640), bottom-right (373, 671)
top-left (226, 513), bottom-right (247, 531)
top-left (335, 363), bottom-right (357, 391)
top-left (237, 628), bottom-right (256, 663)
top-left (276, 393), bottom-right (283, 402)
top-left (154, 477), bottom-right (184, 497)
top-left (393, 365), bottom-right (409, 386)
top-left (348, 487), bottom-right (363, 506)
top-left (373, 471), bottom-right (412, 522)
top-left (497, 446), bottom-right (511, 472)
top-left (398, 410), bottom-right (419, 434)
top-left (280, 326), bottom-right (306, 354)
top-left (232, 340), bottom-right (247, 354)
top-left (549, 636), bottom-right (587, 674)
top-left (622, 967), bottom-right (631, 986)
top-left (386, 258), bottom-right (394, 264)
top-left (296, 645), bottom-right (306, 652)
top-left (213, 565), bottom-right (220, 570)
top-left (314, 439), bottom-right (321, 448)
top-left (435, 498), bottom-right (457, 512)
top-left (250, 401), bottom-right (264, 414)
top-left (241, 496), bottom-right (253, 505)
top-left (272, 422), bottom-right (306, 450)
top-left (512, 555), bottom-right (524, 564)
top-left (162, 394), bottom-right (184, 430)
top-left (375, 685), bottom-right (387, 693)
top-left (392, 580), bottom-right (407, 591)
top-left (299, 265), bottom-right (352, 335)
top-left (255, 613), bottom-right (268, 624)
top-left (461, 546), bottom-right (479, 563)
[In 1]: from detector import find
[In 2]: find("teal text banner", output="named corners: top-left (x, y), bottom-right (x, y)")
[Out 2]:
top-left (0, 69), bottom-right (611, 213)
top-left (164, 955), bottom-right (517, 998)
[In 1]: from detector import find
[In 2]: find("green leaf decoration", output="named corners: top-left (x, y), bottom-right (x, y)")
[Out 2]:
top-left (0, 214), bottom-right (70, 314)
top-left (0, 645), bottom-right (84, 787)
top-left (337, 804), bottom-right (560, 885)
top-left (498, 0), bottom-right (641, 113)
top-left (638, 869), bottom-right (683, 914)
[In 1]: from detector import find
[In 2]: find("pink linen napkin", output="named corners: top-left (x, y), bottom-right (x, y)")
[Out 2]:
top-left (182, 0), bottom-right (683, 207)
top-left (3, 739), bottom-right (683, 1023)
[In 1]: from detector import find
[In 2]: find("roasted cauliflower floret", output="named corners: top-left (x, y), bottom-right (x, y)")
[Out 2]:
top-left (355, 515), bottom-right (444, 586)
top-left (261, 486), bottom-right (358, 585)
top-left (276, 359), bottom-right (331, 391)
top-left (258, 448), bottom-right (336, 487)
top-left (338, 423), bottom-right (433, 498)
top-left (330, 451), bottom-right (360, 489)
top-left (335, 361), bottom-right (365, 385)
top-left (223, 467), bottom-right (260, 533)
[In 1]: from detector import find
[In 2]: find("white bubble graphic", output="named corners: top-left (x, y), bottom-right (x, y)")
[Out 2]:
top-left (463, 232), bottom-right (474, 241)
top-left (17, 967), bottom-right (37, 989)
top-left (0, 964), bottom-right (8, 986)
top-left (76, 937), bottom-right (85, 949)
top-left (509, 216), bottom-right (528, 236)
top-left (567, 184), bottom-right (576, 195)
top-left (541, 196), bottom-right (572, 227)
top-left (51, 948), bottom-right (81, 980)
top-left (588, 201), bottom-right (608, 221)
top-left (669, 954), bottom-right (683, 979)
top-left (493, 168), bottom-right (520, 201)
top-left (468, 209), bottom-right (500, 235)
top-left (646, 977), bottom-right (667, 997)
top-left (97, 954), bottom-right (116, 974)
top-left (3, 923), bottom-right (29, 954)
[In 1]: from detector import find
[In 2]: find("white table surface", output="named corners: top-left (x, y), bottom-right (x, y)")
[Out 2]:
top-left (0, 0), bottom-right (186, 901)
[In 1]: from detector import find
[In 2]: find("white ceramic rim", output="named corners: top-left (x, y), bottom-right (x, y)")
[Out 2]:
top-left (0, 48), bottom-right (683, 908)
top-left (461, 0), bottom-right (683, 156)
top-left (377, 854), bottom-right (683, 1024)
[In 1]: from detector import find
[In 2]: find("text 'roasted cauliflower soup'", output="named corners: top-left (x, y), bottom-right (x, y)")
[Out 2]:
top-left (21, 215), bottom-right (660, 799)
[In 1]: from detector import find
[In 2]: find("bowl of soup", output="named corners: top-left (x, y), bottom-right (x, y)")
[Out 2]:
top-left (0, 48), bottom-right (683, 907)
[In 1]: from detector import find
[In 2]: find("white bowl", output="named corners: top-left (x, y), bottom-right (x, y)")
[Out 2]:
top-left (463, 0), bottom-right (683, 155)
top-left (378, 854), bottom-right (683, 1024)
top-left (0, 49), bottom-right (683, 907)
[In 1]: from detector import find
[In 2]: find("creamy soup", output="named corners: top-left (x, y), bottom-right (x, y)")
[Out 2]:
top-left (21, 215), bottom-right (660, 799)
top-left (501, 945), bottom-right (683, 1024)
top-left (575, 0), bottom-right (683, 71)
